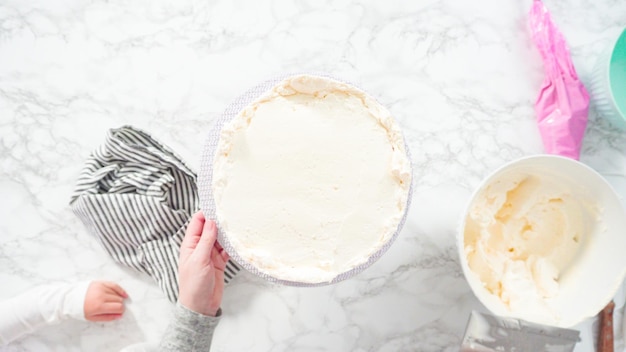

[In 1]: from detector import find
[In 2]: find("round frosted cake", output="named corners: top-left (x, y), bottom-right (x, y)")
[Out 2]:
top-left (212, 74), bottom-right (411, 283)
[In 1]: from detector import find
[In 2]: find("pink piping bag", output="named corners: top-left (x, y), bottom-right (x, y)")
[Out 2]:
top-left (529, 0), bottom-right (590, 160)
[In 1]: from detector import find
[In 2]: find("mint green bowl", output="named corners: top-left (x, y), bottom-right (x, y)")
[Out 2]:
top-left (591, 28), bottom-right (626, 130)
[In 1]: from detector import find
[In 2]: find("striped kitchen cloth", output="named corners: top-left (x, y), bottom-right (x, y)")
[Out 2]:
top-left (69, 125), bottom-right (240, 302)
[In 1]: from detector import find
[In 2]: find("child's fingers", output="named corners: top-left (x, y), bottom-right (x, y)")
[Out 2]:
top-left (104, 293), bottom-right (126, 303)
top-left (88, 313), bottom-right (123, 322)
top-left (220, 249), bottom-right (230, 262)
top-left (212, 242), bottom-right (230, 263)
top-left (180, 212), bottom-right (206, 259)
top-left (211, 246), bottom-right (226, 271)
top-left (102, 281), bottom-right (129, 298)
top-left (195, 219), bottom-right (218, 259)
top-left (100, 302), bottom-right (125, 315)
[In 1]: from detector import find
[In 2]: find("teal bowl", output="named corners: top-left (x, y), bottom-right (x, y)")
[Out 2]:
top-left (591, 28), bottom-right (626, 130)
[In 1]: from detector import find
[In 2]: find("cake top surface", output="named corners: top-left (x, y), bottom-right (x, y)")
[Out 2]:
top-left (210, 74), bottom-right (411, 284)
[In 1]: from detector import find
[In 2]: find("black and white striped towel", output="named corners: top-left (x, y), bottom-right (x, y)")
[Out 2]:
top-left (70, 126), bottom-right (240, 302)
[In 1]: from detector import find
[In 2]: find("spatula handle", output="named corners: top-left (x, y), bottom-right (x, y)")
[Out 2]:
top-left (598, 300), bottom-right (615, 352)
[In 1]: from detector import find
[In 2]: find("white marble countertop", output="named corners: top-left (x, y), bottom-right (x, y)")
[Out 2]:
top-left (1, 0), bottom-right (626, 351)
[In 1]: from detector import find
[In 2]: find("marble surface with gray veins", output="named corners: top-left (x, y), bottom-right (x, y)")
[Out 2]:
top-left (1, 0), bottom-right (626, 351)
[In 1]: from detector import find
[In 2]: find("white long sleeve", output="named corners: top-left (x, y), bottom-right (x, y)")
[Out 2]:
top-left (0, 281), bottom-right (90, 346)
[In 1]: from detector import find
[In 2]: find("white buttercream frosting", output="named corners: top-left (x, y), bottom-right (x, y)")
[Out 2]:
top-left (464, 173), bottom-right (593, 320)
top-left (212, 74), bottom-right (411, 283)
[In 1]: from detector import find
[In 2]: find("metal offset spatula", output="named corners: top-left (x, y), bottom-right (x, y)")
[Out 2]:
top-left (460, 311), bottom-right (581, 352)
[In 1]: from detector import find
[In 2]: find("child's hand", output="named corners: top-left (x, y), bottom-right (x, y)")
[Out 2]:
top-left (83, 281), bottom-right (128, 322)
top-left (178, 211), bottom-right (230, 316)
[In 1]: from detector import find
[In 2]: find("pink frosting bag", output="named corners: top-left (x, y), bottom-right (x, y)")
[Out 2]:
top-left (529, 0), bottom-right (590, 160)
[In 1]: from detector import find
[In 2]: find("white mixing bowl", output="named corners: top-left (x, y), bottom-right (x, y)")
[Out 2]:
top-left (458, 155), bottom-right (626, 327)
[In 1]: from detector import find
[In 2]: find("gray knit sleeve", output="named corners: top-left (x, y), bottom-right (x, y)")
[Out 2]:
top-left (158, 302), bottom-right (221, 351)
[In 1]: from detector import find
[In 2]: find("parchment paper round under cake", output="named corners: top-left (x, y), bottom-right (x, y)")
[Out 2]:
top-left (198, 74), bottom-right (413, 286)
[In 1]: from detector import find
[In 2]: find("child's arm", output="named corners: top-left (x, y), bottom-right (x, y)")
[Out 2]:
top-left (158, 301), bottom-right (221, 352)
top-left (158, 212), bottom-right (228, 351)
top-left (0, 281), bottom-right (128, 345)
